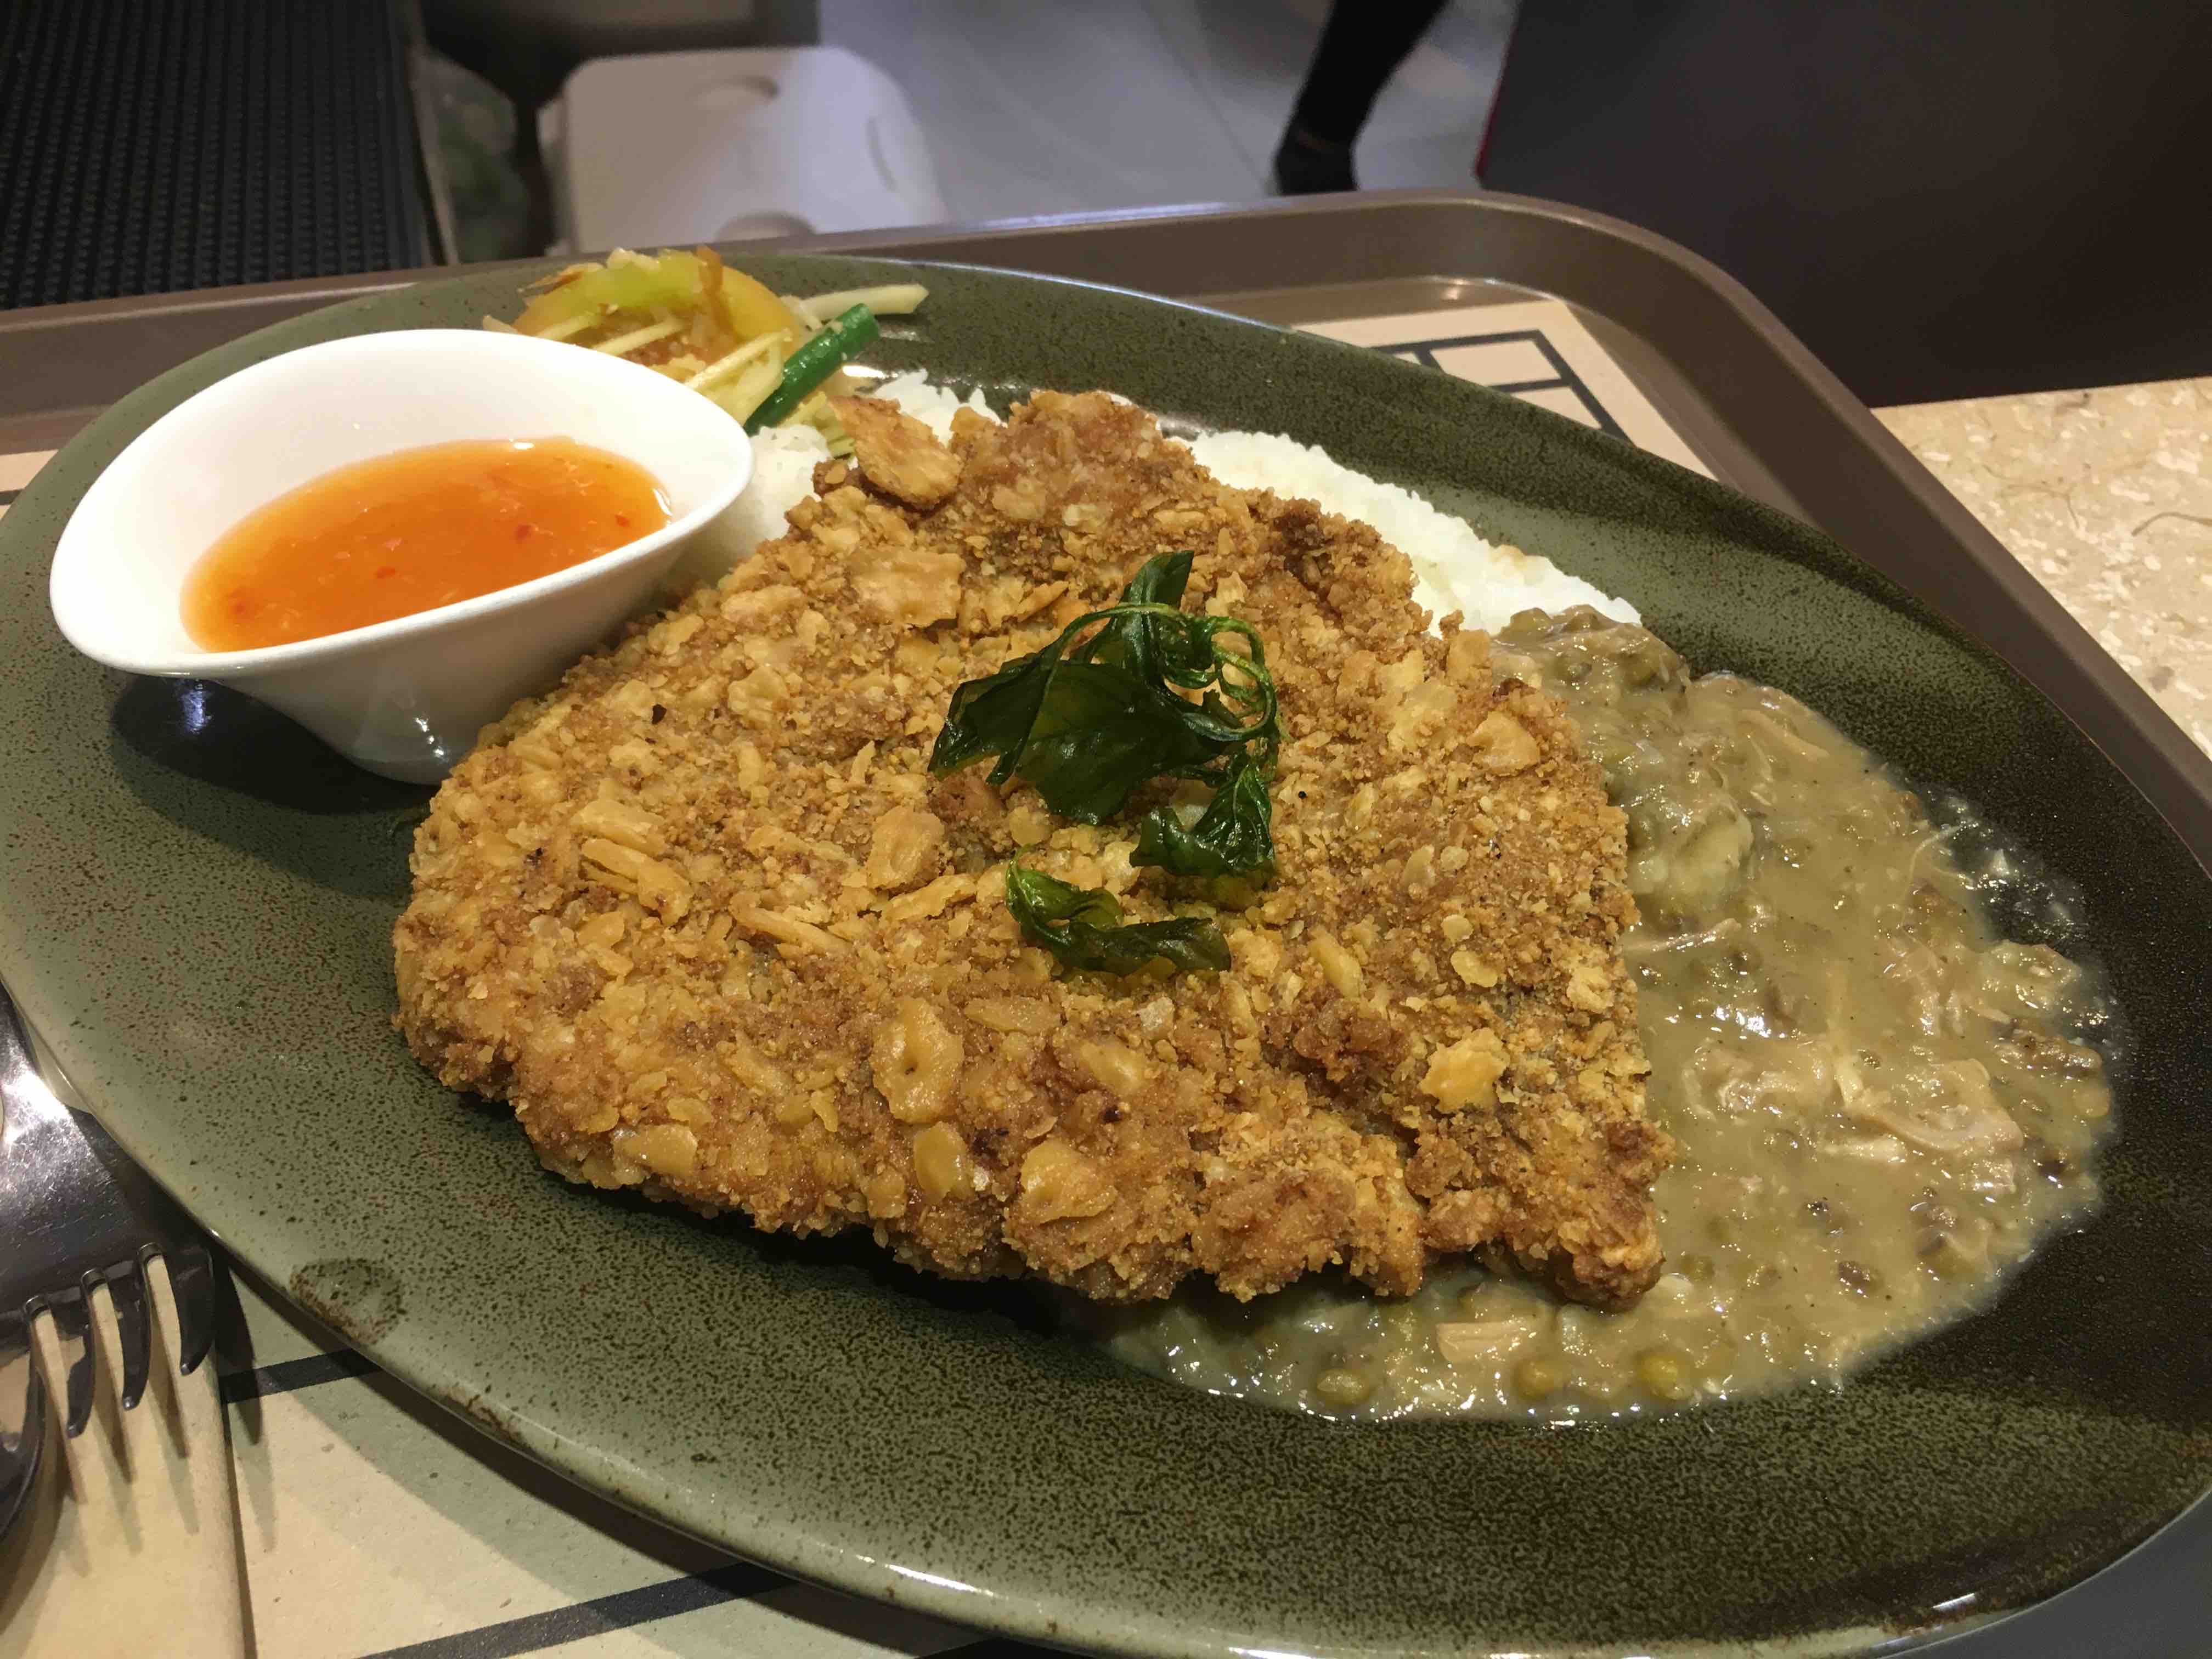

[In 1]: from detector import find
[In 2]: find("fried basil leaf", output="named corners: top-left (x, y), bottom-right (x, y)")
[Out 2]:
top-left (1132, 754), bottom-right (1277, 878)
top-left (1079, 549), bottom-right (1194, 680)
top-left (932, 552), bottom-right (1283, 977)
top-left (1019, 659), bottom-right (1221, 823)
top-left (927, 642), bottom-right (1059, 785)
top-left (1005, 862), bottom-right (1232, 976)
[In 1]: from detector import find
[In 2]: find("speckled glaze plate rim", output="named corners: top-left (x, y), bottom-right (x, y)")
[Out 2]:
top-left (2, 254), bottom-right (2207, 1659)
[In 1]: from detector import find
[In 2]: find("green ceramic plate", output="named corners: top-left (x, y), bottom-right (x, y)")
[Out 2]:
top-left (2, 258), bottom-right (2207, 1658)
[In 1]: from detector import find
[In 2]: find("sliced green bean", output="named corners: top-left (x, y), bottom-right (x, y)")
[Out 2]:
top-left (743, 304), bottom-right (880, 432)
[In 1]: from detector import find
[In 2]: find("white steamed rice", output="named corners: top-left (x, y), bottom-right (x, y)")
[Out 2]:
top-left (682, 378), bottom-right (1637, 634)
top-left (1186, 429), bottom-right (1636, 633)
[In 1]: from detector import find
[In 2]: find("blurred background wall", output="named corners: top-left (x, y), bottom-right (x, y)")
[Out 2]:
top-left (5, 0), bottom-right (2208, 407)
top-left (1476, 1), bottom-right (2212, 404)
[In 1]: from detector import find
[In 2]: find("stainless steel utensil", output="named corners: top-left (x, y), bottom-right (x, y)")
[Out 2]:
top-left (0, 981), bottom-right (214, 1543)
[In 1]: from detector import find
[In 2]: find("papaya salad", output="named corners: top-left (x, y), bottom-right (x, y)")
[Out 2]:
top-left (484, 246), bottom-right (928, 447)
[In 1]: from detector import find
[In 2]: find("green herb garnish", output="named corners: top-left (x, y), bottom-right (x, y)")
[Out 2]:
top-left (1131, 751), bottom-right (1275, 878)
top-left (933, 551), bottom-right (1281, 975)
top-left (1003, 863), bottom-right (1232, 976)
top-left (928, 550), bottom-right (1278, 824)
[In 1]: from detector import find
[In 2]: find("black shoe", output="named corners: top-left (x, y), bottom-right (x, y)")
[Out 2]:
top-left (1270, 127), bottom-right (1357, 195)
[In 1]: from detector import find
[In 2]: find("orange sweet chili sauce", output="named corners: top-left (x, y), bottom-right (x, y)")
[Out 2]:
top-left (183, 437), bottom-right (670, 651)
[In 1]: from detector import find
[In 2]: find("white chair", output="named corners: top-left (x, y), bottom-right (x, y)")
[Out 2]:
top-left (543, 45), bottom-right (948, 251)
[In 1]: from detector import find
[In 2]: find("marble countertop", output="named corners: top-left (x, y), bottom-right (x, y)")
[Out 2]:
top-left (1877, 377), bottom-right (2212, 754)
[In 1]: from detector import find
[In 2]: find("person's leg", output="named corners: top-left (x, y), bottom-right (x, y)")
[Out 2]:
top-left (1273, 0), bottom-right (1451, 193)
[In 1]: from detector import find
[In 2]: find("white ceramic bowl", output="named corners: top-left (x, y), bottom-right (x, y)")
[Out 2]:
top-left (50, 329), bottom-right (754, 783)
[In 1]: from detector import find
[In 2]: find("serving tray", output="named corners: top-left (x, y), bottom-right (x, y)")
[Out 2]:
top-left (0, 196), bottom-right (2205, 1658)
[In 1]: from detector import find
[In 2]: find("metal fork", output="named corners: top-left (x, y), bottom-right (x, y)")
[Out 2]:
top-left (0, 979), bottom-right (215, 1542)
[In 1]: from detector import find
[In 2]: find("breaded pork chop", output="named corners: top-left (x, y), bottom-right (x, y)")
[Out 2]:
top-left (395, 391), bottom-right (1673, 1307)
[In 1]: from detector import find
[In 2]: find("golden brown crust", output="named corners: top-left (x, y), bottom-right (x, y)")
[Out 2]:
top-left (393, 391), bottom-right (1671, 1307)
top-left (828, 395), bottom-right (962, 509)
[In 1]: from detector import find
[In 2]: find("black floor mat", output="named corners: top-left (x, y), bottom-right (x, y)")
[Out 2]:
top-left (0, 0), bottom-right (429, 309)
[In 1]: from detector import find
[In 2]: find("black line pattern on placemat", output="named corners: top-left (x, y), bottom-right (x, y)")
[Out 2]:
top-left (356, 1562), bottom-right (792, 1658)
top-left (1381, 328), bottom-right (1628, 439)
top-left (219, 1348), bottom-right (377, 1403)
top-left (214, 1338), bottom-right (1069, 1657)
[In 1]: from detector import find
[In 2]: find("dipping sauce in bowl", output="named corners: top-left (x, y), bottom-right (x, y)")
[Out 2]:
top-left (182, 437), bottom-right (670, 651)
top-left (53, 328), bottom-right (751, 782)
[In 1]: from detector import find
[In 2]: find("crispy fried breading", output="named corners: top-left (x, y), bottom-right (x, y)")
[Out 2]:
top-left (394, 392), bottom-right (1672, 1307)
top-left (830, 395), bottom-right (962, 509)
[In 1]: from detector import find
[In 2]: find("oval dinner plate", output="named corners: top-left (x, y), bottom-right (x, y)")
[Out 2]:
top-left (1, 256), bottom-right (2207, 1658)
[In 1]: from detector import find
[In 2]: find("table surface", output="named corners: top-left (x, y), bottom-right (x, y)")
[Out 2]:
top-left (0, 273), bottom-right (2205, 1659)
top-left (1881, 379), bottom-right (2212, 758)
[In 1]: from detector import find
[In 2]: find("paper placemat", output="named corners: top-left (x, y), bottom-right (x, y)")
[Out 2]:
top-left (2, 302), bottom-right (1702, 1657)
top-left (1301, 301), bottom-right (1714, 479)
